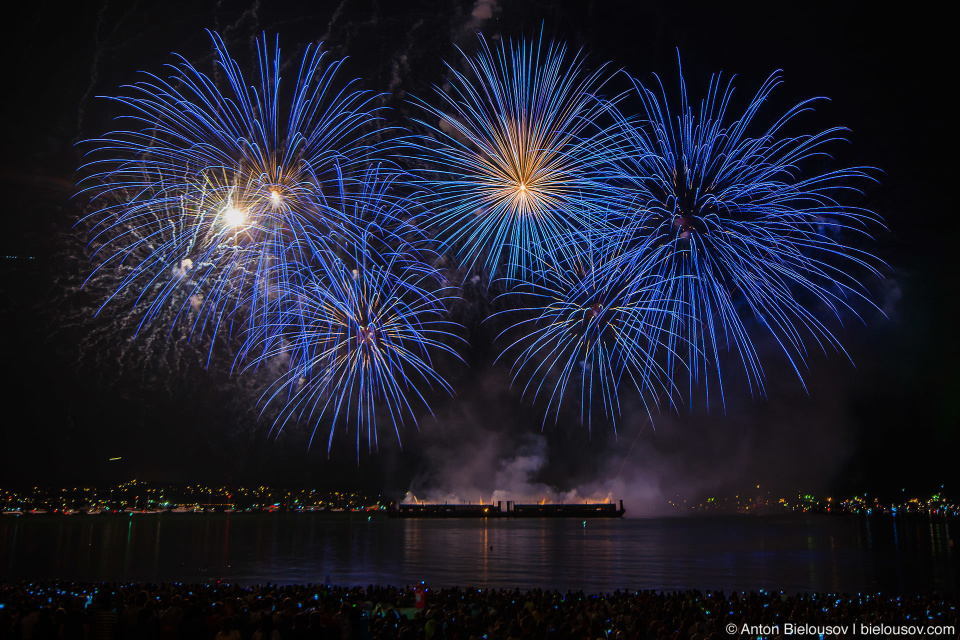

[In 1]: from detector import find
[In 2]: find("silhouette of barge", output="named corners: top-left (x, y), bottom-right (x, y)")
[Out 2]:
top-left (389, 500), bottom-right (625, 518)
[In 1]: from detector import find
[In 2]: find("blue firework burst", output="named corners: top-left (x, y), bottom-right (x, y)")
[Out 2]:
top-left (407, 34), bottom-right (626, 284)
top-left (495, 232), bottom-right (675, 431)
top-left (80, 31), bottom-right (390, 358)
top-left (615, 59), bottom-right (882, 404)
top-left (254, 242), bottom-right (462, 455)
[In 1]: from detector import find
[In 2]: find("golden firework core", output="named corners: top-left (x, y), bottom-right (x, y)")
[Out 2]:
top-left (222, 204), bottom-right (245, 227)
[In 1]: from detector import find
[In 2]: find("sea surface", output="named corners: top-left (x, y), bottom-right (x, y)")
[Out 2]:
top-left (1, 513), bottom-right (957, 595)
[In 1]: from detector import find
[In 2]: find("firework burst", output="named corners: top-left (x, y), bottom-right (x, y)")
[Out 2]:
top-left (407, 34), bottom-right (626, 283)
top-left (254, 243), bottom-right (462, 455)
top-left (72, 27), bottom-right (886, 447)
top-left (79, 31), bottom-right (390, 359)
top-left (495, 233), bottom-right (676, 431)
top-left (614, 60), bottom-right (882, 404)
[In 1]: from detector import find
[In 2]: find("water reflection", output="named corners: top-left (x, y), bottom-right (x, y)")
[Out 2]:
top-left (0, 514), bottom-right (956, 595)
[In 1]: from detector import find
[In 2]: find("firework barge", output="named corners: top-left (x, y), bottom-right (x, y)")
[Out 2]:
top-left (389, 500), bottom-right (625, 518)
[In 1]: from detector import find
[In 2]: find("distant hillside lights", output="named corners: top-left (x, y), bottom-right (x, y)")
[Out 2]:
top-left (2, 483), bottom-right (957, 516)
top-left (667, 490), bottom-right (959, 516)
top-left (0, 481), bottom-right (388, 514)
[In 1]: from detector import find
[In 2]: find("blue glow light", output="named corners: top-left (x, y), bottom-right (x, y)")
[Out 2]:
top-left (611, 57), bottom-right (882, 406)
top-left (495, 231), bottom-right (674, 431)
top-left (80, 31), bottom-right (391, 361)
top-left (251, 234), bottom-right (463, 455)
top-left (407, 34), bottom-right (626, 284)
top-left (77, 31), bottom-right (884, 443)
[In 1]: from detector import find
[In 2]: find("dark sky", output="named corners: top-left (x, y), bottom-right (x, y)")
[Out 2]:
top-left (0, 0), bottom-right (955, 506)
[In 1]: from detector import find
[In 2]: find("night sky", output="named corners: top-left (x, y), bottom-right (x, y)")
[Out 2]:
top-left (0, 0), bottom-right (955, 508)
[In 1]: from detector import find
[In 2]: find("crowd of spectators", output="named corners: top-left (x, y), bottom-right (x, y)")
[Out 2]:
top-left (1, 581), bottom-right (957, 640)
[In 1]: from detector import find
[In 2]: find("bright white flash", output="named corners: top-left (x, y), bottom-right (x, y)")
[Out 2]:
top-left (222, 204), bottom-right (245, 227)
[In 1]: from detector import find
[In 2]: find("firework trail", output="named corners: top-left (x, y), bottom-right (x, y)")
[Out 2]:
top-left (495, 232), bottom-right (676, 432)
top-left (614, 59), bottom-right (882, 405)
top-left (252, 238), bottom-right (463, 455)
top-left (407, 34), bottom-right (626, 284)
top-left (79, 31), bottom-right (391, 361)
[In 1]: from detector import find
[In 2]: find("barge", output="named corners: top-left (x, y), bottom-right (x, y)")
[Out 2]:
top-left (390, 500), bottom-right (625, 518)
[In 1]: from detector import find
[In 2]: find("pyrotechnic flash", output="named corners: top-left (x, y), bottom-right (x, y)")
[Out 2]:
top-left (253, 246), bottom-right (463, 457)
top-left (495, 233), bottom-right (676, 431)
top-left (612, 56), bottom-right (883, 405)
top-left (69, 24), bottom-right (885, 451)
top-left (78, 30), bottom-right (391, 363)
top-left (221, 203), bottom-right (246, 228)
top-left (407, 33), bottom-right (627, 284)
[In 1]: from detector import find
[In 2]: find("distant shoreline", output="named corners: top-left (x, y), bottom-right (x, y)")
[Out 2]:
top-left (3, 509), bottom-right (959, 518)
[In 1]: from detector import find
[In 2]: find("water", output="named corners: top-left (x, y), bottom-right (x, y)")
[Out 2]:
top-left (1, 513), bottom-right (957, 595)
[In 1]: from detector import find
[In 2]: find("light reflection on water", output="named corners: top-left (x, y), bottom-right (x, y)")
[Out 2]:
top-left (0, 514), bottom-right (956, 595)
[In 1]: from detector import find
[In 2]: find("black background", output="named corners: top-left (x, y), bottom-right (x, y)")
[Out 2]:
top-left (0, 0), bottom-right (955, 505)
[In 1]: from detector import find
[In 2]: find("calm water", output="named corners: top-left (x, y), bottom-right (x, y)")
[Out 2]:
top-left (1, 513), bottom-right (957, 595)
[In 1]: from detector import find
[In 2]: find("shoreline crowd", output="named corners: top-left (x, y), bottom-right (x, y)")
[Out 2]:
top-left (1, 581), bottom-right (957, 640)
